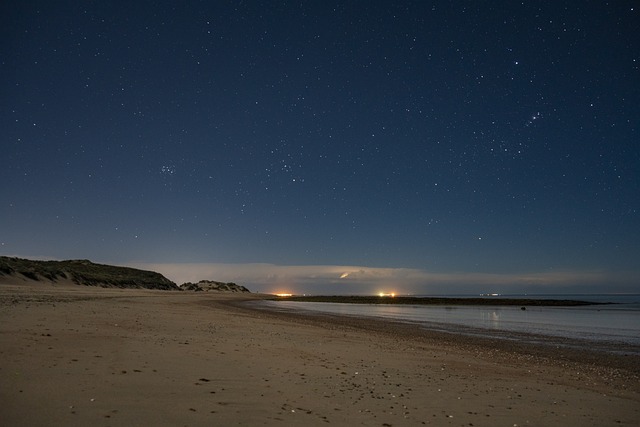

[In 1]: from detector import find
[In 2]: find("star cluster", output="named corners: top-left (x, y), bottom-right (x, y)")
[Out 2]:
top-left (1, 1), bottom-right (638, 291)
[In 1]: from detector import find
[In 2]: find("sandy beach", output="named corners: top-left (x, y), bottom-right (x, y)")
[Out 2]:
top-left (1, 281), bottom-right (639, 426)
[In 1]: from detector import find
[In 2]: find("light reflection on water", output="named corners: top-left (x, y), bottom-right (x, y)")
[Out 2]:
top-left (262, 300), bottom-right (640, 347)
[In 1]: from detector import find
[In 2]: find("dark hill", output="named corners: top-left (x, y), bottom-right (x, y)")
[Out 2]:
top-left (180, 280), bottom-right (251, 293)
top-left (0, 256), bottom-right (178, 290)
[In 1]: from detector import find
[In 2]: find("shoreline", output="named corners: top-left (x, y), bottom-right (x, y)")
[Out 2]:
top-left (227, 299), bottom-right (640, 380)
top-left (2, 283), bottom-right (639, 426)
top-left (248, 298), bottom-right (640, 356)
top-left (267, 295), bottom-right (609, 306)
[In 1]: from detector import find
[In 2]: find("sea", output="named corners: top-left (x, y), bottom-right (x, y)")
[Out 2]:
top-left (253, 294), bottom-right (640, 355)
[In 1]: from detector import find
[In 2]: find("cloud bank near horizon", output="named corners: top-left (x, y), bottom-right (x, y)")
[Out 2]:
top-left (128, 262), bottom-right (631, 295)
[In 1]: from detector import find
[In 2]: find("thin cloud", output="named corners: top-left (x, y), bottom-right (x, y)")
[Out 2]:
top-left (128, 262), bottom-right (622, 295)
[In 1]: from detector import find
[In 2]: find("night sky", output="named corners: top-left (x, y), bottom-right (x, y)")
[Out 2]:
top-left (2, 1), bottom-right (638, 294)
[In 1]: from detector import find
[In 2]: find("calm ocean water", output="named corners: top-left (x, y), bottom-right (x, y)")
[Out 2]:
top-left (256, 294), bottom-right (640, 354)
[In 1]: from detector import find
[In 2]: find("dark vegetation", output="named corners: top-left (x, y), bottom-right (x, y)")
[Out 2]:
top-left (180, 280), bottom-right (251, 293)
top-left (0, 256), bottom-right (178, 290)
top-left (270, 295), bottom-right (605, 307)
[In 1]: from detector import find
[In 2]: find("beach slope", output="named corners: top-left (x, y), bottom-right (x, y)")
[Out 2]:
top-left (1, 282), bottom-right (638, 426)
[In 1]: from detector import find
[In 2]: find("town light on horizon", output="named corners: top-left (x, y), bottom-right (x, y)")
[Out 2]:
top-left (378, 292), bottom-right (396, 297)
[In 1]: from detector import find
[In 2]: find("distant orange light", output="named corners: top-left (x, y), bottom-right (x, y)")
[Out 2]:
top-left (378, 292), bottom-right (396, 297)
top-left (276, 293), bottom-right (293, 297)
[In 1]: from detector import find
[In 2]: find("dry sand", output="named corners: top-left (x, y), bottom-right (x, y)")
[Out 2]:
top-left (1, 280), bottom-right (638, 426)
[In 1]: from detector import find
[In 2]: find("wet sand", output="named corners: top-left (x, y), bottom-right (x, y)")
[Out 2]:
top-left (1, 280), bottom-right (638, 426)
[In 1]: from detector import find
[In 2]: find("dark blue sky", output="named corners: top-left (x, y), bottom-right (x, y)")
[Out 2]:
top-left (2, 1), bottom-right (638, 294)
